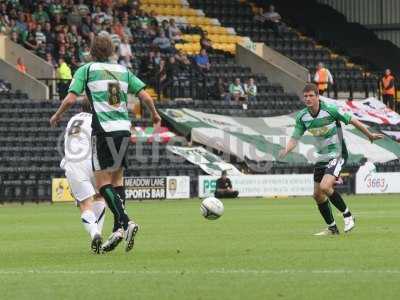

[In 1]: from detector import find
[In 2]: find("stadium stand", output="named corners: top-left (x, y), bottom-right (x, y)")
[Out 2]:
top-left (188, 0), bottom-right (379, 98)
top-left (270, 0), bottom-right (400, 78)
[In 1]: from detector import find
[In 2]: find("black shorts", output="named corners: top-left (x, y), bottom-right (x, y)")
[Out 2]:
top-left (92, 133), bottom-right (130, 171)
top-left (314, 158), bottom-right (345, 183)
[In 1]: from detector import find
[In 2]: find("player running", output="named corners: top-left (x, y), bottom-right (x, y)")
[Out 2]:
top-left (60, 100), bottom-right (106, 254)
top-left (280, 83), bottom-right (383, 235)
top-left (51, 35), bottom-right (161, 252)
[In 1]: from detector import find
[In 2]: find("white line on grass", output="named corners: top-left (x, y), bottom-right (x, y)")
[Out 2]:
top-left (1, 269), bottom-right (400, 275)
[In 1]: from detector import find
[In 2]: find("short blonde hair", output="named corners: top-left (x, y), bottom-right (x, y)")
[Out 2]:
top-left (90, 35), bottom-right (114, 62)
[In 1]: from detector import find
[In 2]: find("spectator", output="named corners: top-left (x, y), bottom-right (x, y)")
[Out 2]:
top-left (35, 24), bottom-right (46, 45)
top-left (161, 56), bottom-right (180, 99)
top-left (10, 30), bottom-right (20, 43)
top-left (76, 0), bottom-right (90, 17)
top-left (244, 78), bottom-right (257, 102)
top-left (51, 14), bottom-right (64, 33)
top-left (138, 10), bottom-right (151, 30)
top-left (80, 15), bottom-right (92, 40)
top-left (67, 5), bottom-right (82, 27)
top-left (119, 35), bottom-right (132, 60)
top-left (113, 18), bottom-right (124, 37)
top-left (215, 77), bottom-right (231, 102)
top-left (128, 8), bottom-right (141, 30)
top-left (194, 48), bottom-right (210, 72)
top-left (43, 22), bottom-right (56, 48)
top-left (160, 19), bottom-right (169, 36)
top-left (174, 50), bottom-right (191, 69)
top-left (381, 69), bottom-right (395, 110)
top-left (91, 15), bottom-right (103, 34)
top-left (0, 15), bottom-right (9, 34)
top-left (70, 56), bottom-right (80, 73)
top-left (16, 57), bottom-right (27, 74)
top-left (168, 18), bottom-right (182, 42)
top-left (49, 0), bottom-right (63, 17)
top-left (229, 78), bottom-right (247, 102)
top-left (140, 50), bottom-right (157, 84)
top-left (36, 42), bottom-right (47, 59)
top-left (57, 57), bottom-right (72, 99)
top-left (148, 10), bottom-right (158, 28)
top-left (92, 6), bottom-right (106, 24)
top-left (152, 31), bottom-right (173, 54)
top-left (121, 18), bottom-right (132, 39)
top-left (110, 27), bottom-right (122, 48)
top-left (119, 55), bottom-right (132, 70)
top-left (67, 25), bottom-right (79, 45)
top-left (200, 31), bottom-right (213, 52)
top-left (259, 5), bottom-right (284, 37)
top-left (32, 3), bottom-right (50, 24)
top-left (15, 12), bottom-right (27, 33)
top-left (45, 52), bottom-right (57, 68)
top-left (23, 27), bottom-right (39, 51)
top-left (214, 170), bottom-right (239, 199)
top-left (314, 62), bottom-right (334, 95)
top-left (130, 52), bottom-right (140, 75)
top-left (79, 44), bottom-right (91, 62)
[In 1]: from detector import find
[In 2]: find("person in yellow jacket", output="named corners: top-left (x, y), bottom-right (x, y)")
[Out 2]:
top-left (381, 69), bottom-right (395, 110)
top-left (57, 58), bottom-right (72, 99)
top-left (314, 62), bottom-right (334, 95)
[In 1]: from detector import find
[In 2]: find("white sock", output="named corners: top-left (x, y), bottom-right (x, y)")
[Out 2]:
top-left (92, 201), bottom-right (106, 234)
top-left (343, 207), bottom-right (349, 215)
top-left (328, 221), bottom-right (336, 227)
top-left (81, 210), bottom-right (99, 240)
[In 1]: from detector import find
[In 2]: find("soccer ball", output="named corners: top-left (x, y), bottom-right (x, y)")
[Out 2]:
top-left (200, 197), bottom-right (224, 220)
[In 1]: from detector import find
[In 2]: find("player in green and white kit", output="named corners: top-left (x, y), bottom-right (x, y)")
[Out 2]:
top-left (280, 84), bottom-right (383, 235)
top-left (51, 35), bottom-right (161, 252)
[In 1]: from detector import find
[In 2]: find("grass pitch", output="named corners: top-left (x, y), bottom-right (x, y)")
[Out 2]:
top-left (1, 195), bottom-right (400, 300)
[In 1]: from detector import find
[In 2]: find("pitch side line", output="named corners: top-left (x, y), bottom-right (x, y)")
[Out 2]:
top-left (1, 269), bottom-right (400, 275)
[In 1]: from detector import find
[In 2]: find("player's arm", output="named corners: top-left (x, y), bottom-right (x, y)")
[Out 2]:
top-left (329, 104), bottom-right (384, 142)
top-left (279, 138), bottom-right (298, 159)
top-left (50, 93), bottom-right (78, 127)
top-left (137, 89), bottom-right (161, 126)
top-left (128, 71), bottom-right (161, 126)
top-left (50, 65), bottom-right (87, 127)
top-left (279, 115), bottom-right (305, 158)
top-left (350, 117), bottom-right (384, 143)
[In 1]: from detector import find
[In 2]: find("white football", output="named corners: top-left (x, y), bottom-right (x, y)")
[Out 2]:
top-left (200, 197), bottom-right (224, 220)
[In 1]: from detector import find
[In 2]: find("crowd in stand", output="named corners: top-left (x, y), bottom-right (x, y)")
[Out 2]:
top-left (0, 0), bottom-right (258, 105)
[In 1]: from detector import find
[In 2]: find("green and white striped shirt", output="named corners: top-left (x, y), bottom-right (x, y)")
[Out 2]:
top-left (68, 62), bottom-right (146, 135)
top-left (292, 101), bottom-right (352, 164)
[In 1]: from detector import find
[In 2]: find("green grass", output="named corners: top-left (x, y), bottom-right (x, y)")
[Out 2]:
top-left (1, 195), bottom-right (400, 300)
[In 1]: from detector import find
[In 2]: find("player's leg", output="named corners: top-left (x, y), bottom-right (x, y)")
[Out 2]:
top-left (92, 194), bottom-right (106, 234)
top-left (312, 166), bottom-right (338, 235)
top-left (101, 169), bottom-right (127, 253)
top-left (320, 159), bottom-right (355, 232)
top-left (78, 196), bottom-right (102, 253)
top-left (93, 134), bottom-right (130, 230)
top-left (111, 168), bottom-right (139, 252)
top-left (96, 170), bottom-right (130, 231)
top-left (112, 168), bottom-right (125, 233)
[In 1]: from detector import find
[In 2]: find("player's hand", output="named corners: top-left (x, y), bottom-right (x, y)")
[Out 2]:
top-left (50, 114), bottom-right (61, 128)
top-left (152, 112), bottom-right (162, 128)
top-left (368, 133), bottom-right (384, 143)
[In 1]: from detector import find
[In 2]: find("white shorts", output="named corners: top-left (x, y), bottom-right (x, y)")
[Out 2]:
top-left (64, 160), bottom-right (97, 202)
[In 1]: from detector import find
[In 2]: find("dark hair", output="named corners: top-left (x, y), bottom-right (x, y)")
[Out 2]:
top-left (80, 98), bottom-right (92, 113)
top-left (90, 35), bottom-right (114, 62)
top-left (303, 83), bottom-right (318, 95)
